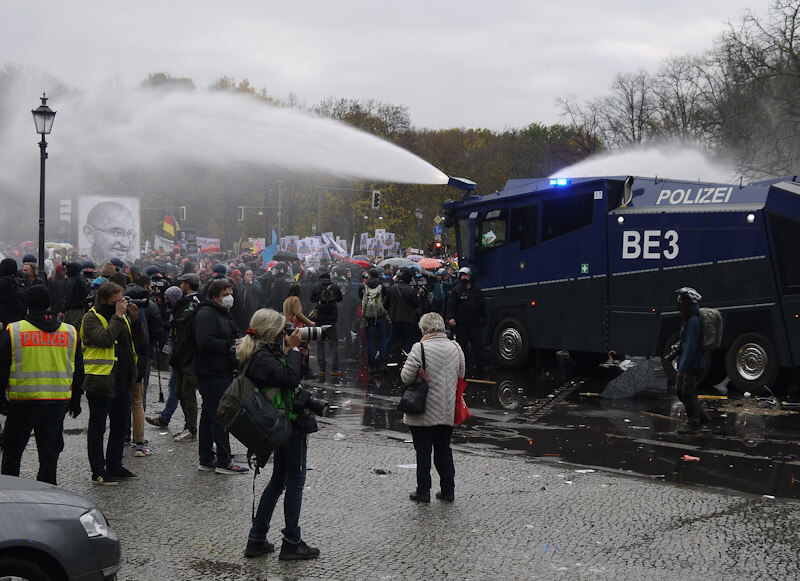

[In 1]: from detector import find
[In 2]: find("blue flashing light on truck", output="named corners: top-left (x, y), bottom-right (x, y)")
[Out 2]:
top-left (442, 174), bottom-right (800, 392)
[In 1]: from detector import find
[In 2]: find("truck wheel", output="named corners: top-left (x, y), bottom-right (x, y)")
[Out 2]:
top-left (725, 333), bottom-right (779, 393)
top-left (493, 318), bottom-right (529, 368)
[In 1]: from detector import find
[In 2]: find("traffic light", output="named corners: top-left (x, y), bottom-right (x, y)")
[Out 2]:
top-left (434, 240), bottom-right (443, 256)
top-left (371, 190), bottom-right (381, 210)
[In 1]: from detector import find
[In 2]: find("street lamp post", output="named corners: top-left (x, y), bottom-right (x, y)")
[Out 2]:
top-left (414, 207), bottom-right (423, 253)
top-left (32, 93), bottom-right (56, 270)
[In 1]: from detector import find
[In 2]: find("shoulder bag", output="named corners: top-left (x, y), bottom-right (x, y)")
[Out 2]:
top-left (218, 353), bottom-right (293, 467)
top-left (397, 343), bottom-right (429, 415)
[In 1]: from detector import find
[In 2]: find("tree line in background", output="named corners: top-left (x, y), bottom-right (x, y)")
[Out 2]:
top-left (3, 1), bottom-right (797, 249)
top-left (558, 0), bottom-right (800, 179)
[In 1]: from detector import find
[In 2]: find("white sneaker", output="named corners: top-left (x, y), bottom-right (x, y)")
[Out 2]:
top-left (174, 429), bottom-right (195, 442)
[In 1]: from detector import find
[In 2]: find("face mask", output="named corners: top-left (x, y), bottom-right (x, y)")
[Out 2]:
top-left (220, 295), bottom-right (234, 309)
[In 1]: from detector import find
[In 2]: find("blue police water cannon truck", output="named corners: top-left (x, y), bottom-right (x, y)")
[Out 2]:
top-left (442, 174), bottom-right (800, 392)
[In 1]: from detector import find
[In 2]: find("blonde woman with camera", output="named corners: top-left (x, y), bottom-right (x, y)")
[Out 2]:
top-left (237, 308), bottom-right (320, 561)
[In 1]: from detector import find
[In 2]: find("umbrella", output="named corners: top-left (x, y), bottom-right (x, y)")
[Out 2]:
top-left (379, 257), bottom-right (414, 268)
top-left (418, 258), bottom-right (442, 269)
top-left (351, 254), bottom-right (371, 262)
top-left (349, 259), bottom-right (371, 269)
top-left (274, 249), bottom-right (299, 261)
top-left (200, 245), bottom-right (221, 253)
top-left (407, 254), bottom-right (424, 262)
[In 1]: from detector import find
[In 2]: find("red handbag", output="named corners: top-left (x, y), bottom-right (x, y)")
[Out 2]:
top-left (454, 376), bottom-right (471, 425)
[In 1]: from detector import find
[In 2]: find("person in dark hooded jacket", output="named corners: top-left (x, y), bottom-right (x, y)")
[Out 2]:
top-left (61, 261), bottom-right (90, 329)
top-left (0, 258), bottom-right (23, 329)
top-left (310, 272), bottom-right (342, 375)
top-left (0, 286), bottom-right (84, 485)
top-left (385, 268), bottom-right (420, 360)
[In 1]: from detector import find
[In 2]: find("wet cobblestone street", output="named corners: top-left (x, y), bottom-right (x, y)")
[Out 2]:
top-left (8, 365), bottom-right (800, 581)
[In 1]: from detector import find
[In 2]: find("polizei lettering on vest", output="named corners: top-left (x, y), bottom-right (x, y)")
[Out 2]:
top-left (655, 187), bottom-right (733, 205)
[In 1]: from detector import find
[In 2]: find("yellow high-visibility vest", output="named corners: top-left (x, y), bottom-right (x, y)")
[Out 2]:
top-left (7, 319), bottom-right (77, 401)
top-left (80, 308), bottom-right (135, 375)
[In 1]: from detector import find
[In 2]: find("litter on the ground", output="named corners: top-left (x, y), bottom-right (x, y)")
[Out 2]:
top-left (332, 433), bottom-right (346, 440)
top-left (681, 455), bottom-right (700, 462)
top-left (575, 469), bottom-right (595, 474)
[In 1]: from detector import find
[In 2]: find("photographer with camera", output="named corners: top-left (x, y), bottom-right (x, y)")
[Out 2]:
top-left (81, 281), bottom-right (146, 485)
top-left (238, 309), bottom-right (321, 561)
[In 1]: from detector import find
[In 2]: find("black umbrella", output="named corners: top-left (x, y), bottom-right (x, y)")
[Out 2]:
top-left (274, 249), bottom-right (299, 261)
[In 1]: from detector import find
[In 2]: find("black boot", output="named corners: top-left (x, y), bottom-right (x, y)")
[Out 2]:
top-left (409, 490), bottom-right (430, 503)
top-left (279, 539), bottom-right (320, 560)
top-left (244, 539), bottom-right (274, 557)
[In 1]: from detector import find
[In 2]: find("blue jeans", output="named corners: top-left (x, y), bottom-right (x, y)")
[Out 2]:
top-left (196, 373), bottom-right (232, 467)
top-left (159, 371), bottom-right (178, 424)
top-left (386, 321), bottom-right (417, 359)
top-left (87, 377), bottom-right (132, 476)
top-left (364, 316), bottom-right (387, 368)
top-left (249, 433), bottom-right (307, 544)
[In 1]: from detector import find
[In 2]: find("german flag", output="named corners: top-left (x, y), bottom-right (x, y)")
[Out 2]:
top-left (162, 212), bottom-right (175, 239)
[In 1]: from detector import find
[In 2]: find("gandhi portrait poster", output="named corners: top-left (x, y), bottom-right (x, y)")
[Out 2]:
top-left (78, 196), bottom-right (140, 266)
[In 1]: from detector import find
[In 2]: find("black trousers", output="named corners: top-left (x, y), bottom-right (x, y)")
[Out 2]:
top-left (455, 323), bottom-right (484, 370)
top-left (408, 425), bottom-right (455, 495)
top-left (676, 373), bottom-right (708, 426)
top-left (1, 402), bottom-right (67, 485)
top-left (87, 379), bottom-right (132, 477)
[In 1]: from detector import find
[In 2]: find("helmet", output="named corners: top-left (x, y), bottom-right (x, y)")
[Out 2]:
top-left (22, 254), bottom-right (37, 264)
top-left (81, 259), bottom-right (95, 271)
top-left (109, 257), bottom-right (125, 270)
top-left (458, 266), bottom-right (472, 277)
top-left (676, 287), bottom-right (702, 304)
top-left (146, 265), bottom-right (161, 276)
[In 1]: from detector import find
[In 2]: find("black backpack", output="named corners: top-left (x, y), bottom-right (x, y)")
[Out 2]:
top-left (169, 301), bottom-right (202, 368)
top-left (217, 354), bottom-right (293, 468)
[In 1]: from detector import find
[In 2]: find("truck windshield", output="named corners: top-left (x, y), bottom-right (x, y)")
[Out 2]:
top-left (479, 209), bottom-right (507, 252)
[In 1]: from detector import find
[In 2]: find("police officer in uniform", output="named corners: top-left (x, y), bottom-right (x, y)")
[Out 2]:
top-left (446, 267), bottom-right (488, 375)
top-left (0, 286), bottom-right (84, 485)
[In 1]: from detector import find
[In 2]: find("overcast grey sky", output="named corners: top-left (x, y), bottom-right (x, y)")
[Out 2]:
top-left (1, 1), bottom-right (772, 130)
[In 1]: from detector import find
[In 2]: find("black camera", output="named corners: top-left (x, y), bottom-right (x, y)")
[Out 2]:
top-left (664, 342), bottom-right (681, 362)
top-left (293, 386), bottom-right (329, 417)
top-left (292, 386), bottom-right (329, 434)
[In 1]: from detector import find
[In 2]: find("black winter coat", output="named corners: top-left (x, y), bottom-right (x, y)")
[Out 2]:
top-left (310, 280), bottom-right (343, 324)
top-left (192, 301), bottom-right (240, 377)
top-left (445, 282), bottom-right (487, 326)
top-left (244, 343), bottom-right (302, 394)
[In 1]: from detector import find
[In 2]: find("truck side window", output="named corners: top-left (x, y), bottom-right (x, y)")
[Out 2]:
top-left (479, 209), bottom-right (507, 252)
top-left (510, 204), bottom-right (538, 250)
top-left (456, 218), bottom-right (470, 260)
top-left (541, 192), bottom-right (594, 242)
top-left (769, 213), bottom-right (800, 295)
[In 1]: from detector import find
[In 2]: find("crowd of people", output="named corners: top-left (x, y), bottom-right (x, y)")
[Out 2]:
top-left (0, 246), bottom-right (490, 561)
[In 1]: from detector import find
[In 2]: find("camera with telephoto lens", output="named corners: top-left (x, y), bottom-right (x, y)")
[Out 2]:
top-left (664, 341), bottom-right (681, 362)
top-left (292, 385), bottom-right (330, 434)
top-left (283, 322), bottom-right (332, 343)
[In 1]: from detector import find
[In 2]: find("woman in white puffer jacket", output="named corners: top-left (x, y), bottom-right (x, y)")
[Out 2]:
top-left (400, 312), bottom-right (465, 503)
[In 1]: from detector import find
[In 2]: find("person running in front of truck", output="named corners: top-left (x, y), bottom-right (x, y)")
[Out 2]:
top-left (675, 287), bottom-right (710, 431)
top-left (446, 267), bottom-right (487, 376)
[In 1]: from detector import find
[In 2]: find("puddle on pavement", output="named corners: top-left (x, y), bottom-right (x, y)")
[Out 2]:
top-left (305, 353), bottom-right (800, 499)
